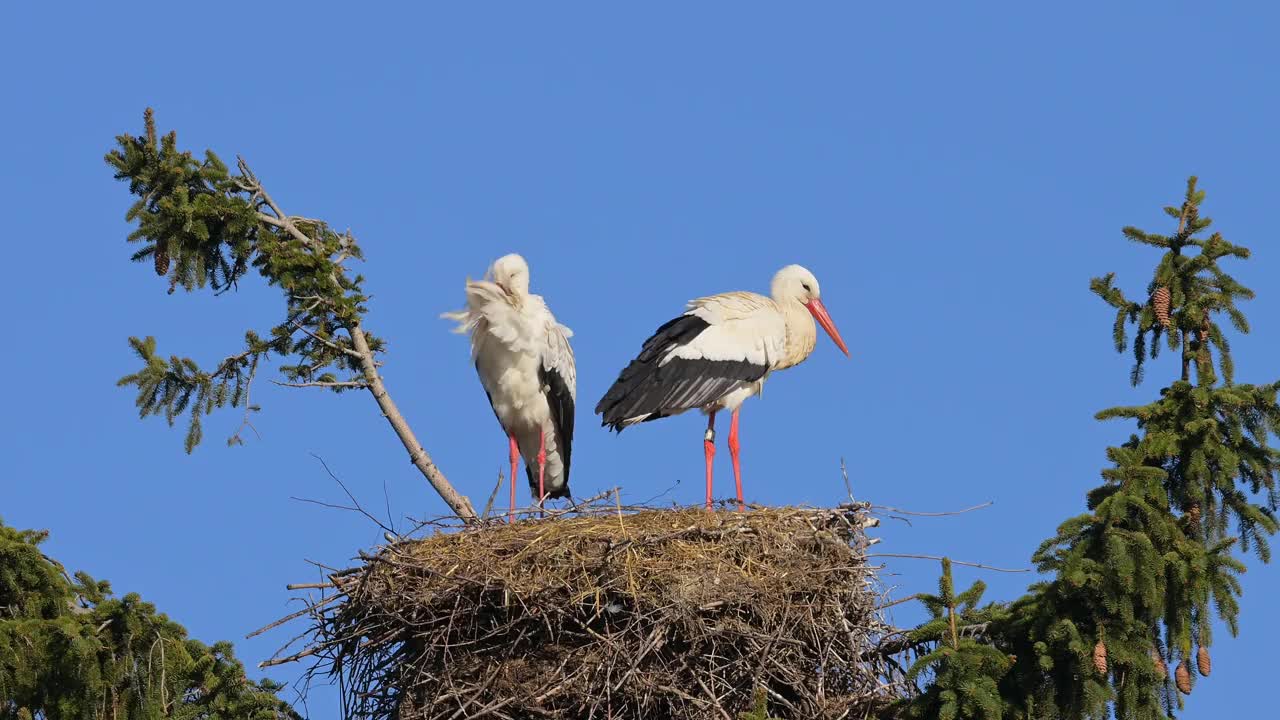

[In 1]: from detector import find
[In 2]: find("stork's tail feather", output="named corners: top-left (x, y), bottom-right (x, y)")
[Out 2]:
top-left (601, 411), bottom-right (669, 433)
top-left (524, 462), bottom-right (572, 499)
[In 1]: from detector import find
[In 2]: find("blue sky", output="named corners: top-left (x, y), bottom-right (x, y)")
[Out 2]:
top-left (3, 3), bottom-right (1278, 717)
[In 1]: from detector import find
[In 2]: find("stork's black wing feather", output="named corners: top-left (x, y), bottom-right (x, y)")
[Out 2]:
top-left (481, 385), bottom-right (502, 424)
top-left (533, 363), bottom-right (574, 498)
top-left (595, 314), bottom-right (768, 431)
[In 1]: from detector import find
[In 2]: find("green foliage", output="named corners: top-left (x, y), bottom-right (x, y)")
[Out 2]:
top-left (901, 179), bottom-right (1277, 720)
top-left (106, 109), bottom-right (382, 452)
top-left (901, 560), bottom-right (1013, 720)
top-left (737, 687), bottom-right (781, 720)
top-left (1090, 177), bottom-right (1255, 387)
top-left (0, 518), bottom-right (298, 720)
top-left (107, 108), bottom-right (260, 296)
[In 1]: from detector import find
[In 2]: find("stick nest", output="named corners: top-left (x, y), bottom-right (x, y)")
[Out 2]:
top-left (281, 502), bottom-right (901, 719)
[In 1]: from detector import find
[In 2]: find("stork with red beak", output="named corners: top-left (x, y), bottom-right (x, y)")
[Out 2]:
top-left (595, 264), bottom-right (849, 509)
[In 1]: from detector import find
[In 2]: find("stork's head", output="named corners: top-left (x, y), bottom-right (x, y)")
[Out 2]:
top-left (489, 253), bottom-right (530, 296)
top-left (771, 264), bottom-right (850, 357)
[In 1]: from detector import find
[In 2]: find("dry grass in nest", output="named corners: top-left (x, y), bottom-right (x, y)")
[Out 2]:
top-left (269, 500), bottom-right (902, 720)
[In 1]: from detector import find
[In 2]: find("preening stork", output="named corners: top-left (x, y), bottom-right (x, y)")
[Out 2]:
top-left (443, 254), bottom-right (576, 519)
top-left (595, 264), bottom-right (849, 509)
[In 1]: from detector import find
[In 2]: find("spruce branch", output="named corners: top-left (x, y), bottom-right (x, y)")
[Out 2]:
top-left (117, 335), bottom-right (273, 452)
top-left (900, 178), bottom-right (1277, 720)
top-left (0, 518), bottom-right (299, 719)
top-left (897, 559), bottom-right (1012, 719)
top-left (108, 109), bottom-right (477, 521)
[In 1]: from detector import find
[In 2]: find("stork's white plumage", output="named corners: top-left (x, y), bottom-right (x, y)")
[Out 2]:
top-left (443, 254), bottom-right (576, 518)
top-left (595, 264), bottom-right (849, 509)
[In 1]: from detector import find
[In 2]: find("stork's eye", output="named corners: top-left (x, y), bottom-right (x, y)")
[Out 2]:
top-left (801, 282), bottom-right (812, 292)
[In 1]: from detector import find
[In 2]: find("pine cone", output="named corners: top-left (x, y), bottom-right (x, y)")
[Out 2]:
top-left (1187, 503), bottom-right (1202, 531)
top-left (1151, 647), bottom-right (1168, 679)
top-left (144, 107), bottom-right (157, 147)
top-left (1152, 286), bottom-right (1172, 328)
top-left (1092, 640), bottom-right (1107, 675)
top-left (1197, 646), bottom-right (1211, 677)
top-left (1175, 661), bottom-right (1192, 695)
top-left (154, 241), bottom-right (170, 276)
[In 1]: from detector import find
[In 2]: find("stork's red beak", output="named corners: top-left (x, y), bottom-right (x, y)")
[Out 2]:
top-left (805, 298), bottom-right (850, 357)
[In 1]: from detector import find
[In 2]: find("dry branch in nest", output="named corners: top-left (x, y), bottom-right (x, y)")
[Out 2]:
top-left (268, 501), bottom-right (903, 719)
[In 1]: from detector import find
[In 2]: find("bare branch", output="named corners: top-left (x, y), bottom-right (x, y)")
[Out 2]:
top-left (876, 593), bottom-right (923, 610)
top-left (259, 645), bottom-right (321, 668)
top-left (228, 354), bottom-right (262, 446)
top-left (285, 582), bottom-right (335, 591)
top-left (293, 454), bottom-right (398, 535)
top-left (481, 470), bottom-right (505, 519)
top-left (867, 553), bottom-right (1030, 573)
top-left (287, 318), bottom-right (362, 358)
top-left (210, 348), bottom-right (256, 376)
top-left (246, 593), bottom-right (343, 639)
top-left (272, 380), bottom-right (368, 390)
top-left (841, 457), bottom-right (855, 502)
top-left (237, 157), bottom-right (319, 252)
top-left (235, 156), bottom-right (477, 521)
top-left (870, 501), bottom-right (995, 517)
top-left (348, 322), bottom-right (477, 520)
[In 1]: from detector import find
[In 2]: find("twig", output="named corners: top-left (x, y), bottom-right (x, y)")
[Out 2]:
top-left (260, 645), bottom-right (321, 668)
top-left (272, 380), bottom-right (368, 389)
top-left (290, 497), bottom-right (361, 514)
top-left (871, 501), bottom-right (994, 517)
top-left (159, 635), bottom-right (167, 712)
top-left (294, 454), bottom-right (396, 535)
top-left (841, 457), bottom-right (855, 501)
top-left (246, 594), bottom-right (343, 638)
top-left (210, 348), bottom-right (257, 377)
top-left (228, 354), bottom-right (262, 445)
top-left (509, 489), bottom-right (619, 521)
top-left (615, 488), bottom-right (627, 532)
top-left (239, 163), bottom-right (319, 254)
top-left (877, 593), bottom-right (923, 610)
top-left (481, 469), bottom-right (504, 519)
top-left (287, 318), bottom-right (363, 359)
top-left (382, 477), bottom-right (397, 536)
top-left (868, 553), bottom-right (1030, 573)
top-left (694, 676), bottom-right (733, 720)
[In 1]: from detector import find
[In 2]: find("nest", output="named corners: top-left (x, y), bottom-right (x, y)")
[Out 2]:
top-left (279, 502), bottom-right (901, 719)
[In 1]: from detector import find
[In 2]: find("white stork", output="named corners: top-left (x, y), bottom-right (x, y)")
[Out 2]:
top-left (595, 264), bottom-right (849, 509)
top-left (442, 254), bottom-right (576, 519)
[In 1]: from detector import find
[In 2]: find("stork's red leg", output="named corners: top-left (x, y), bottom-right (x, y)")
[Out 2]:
top-left (537, 428), bottom-right (547, 505)
top-left (728, 408), bottom-right (744, 511)
top-left (704, 411), bottom-right (717, 510)
top-left (508, 434), bottom-right (519, 523)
